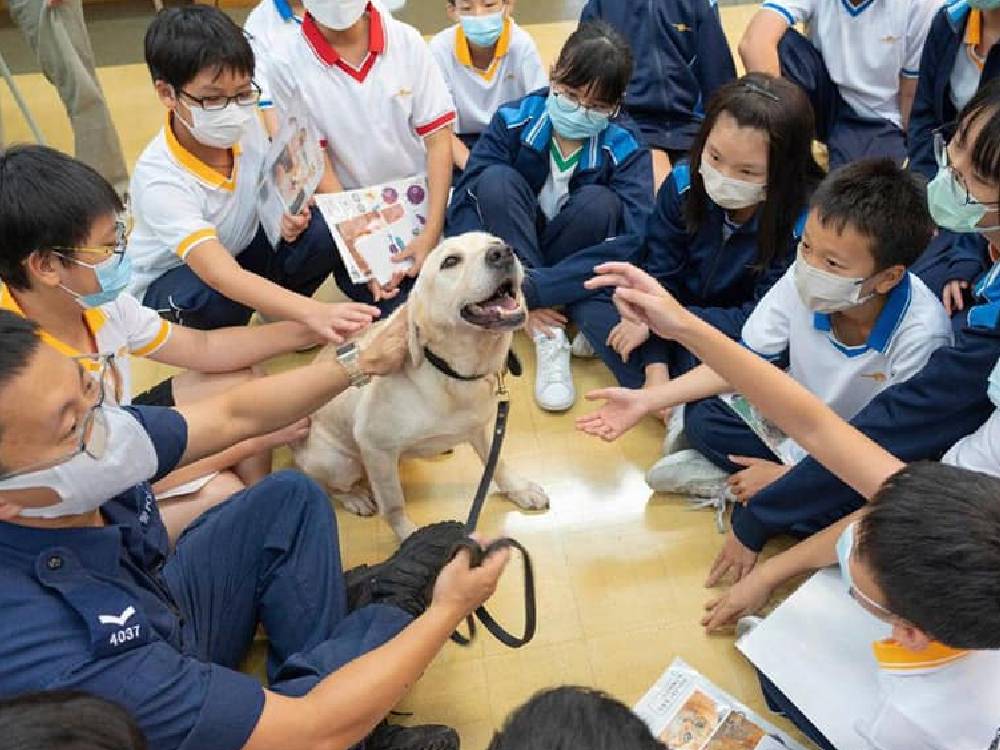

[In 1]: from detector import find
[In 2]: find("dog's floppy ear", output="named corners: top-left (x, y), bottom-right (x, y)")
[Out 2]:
top-left (407, 291), bottom-right (427, 367)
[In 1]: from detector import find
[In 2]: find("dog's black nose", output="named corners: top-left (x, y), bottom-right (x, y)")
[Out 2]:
top-left (486, 243), bottom-right (514, 269)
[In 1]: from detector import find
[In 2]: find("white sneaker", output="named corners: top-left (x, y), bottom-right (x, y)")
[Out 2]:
top-left (533, 329), bottom-right (576, 411)
top-left (645, 449), bottom-right (728, 497)
top-left (662, 404), bottom-right (690, 454)
top-left (570, 332), bottom-right (596, 358)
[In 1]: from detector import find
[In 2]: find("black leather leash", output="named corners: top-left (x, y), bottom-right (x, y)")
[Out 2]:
top-left (448, 350), bottom-right (536, 649)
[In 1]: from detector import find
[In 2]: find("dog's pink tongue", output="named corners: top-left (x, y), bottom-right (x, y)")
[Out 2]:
top-left (496, 295), bottom-right (519, 311)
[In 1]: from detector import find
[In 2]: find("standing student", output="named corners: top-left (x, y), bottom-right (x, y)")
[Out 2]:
top-left (583, 74), bottom-right (822, 417)
top-left (429, 0), bottom-right (547, 175)
top-left (3, 0), bottom-right (128, 195)
top-left (129, 6), bottom-right (383, 335)
top-left (579, 160), bottom-right (951, 500)
top-left (738, 0), bottom-right (938, 169)
top-left (584, 261), bottom-right (1000, 750)
top-left (580, 0), bottom-right (737, 189)
top-left (644, 80), bottom-right (1000, 588)
top-left (446, 21), bottom-right (654, 411)
top-left (908, 0), bottom-right (1000, 308)
top-left (265, 0), bottom-right (456, 304)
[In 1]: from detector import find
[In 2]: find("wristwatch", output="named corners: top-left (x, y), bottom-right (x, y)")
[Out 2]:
top-left (336, 342), bottom-right (371, 388)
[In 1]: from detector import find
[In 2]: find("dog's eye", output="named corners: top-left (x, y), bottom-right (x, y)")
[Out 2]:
top-left (440, 255), bottom-right (461, 269)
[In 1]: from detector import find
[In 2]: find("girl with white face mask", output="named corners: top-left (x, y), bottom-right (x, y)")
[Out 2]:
top-left (594, 74), bottom-right (824, 430)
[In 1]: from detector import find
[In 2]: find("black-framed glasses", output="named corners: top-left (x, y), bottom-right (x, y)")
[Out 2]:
top-left (933, 128), bottom-right (1000, 210)
top-left (550, 88), bottom-right (621, 122)
top-left (179, 82), bottom-right (262, 111)
top-left (0, 354), bottom-right (113, 481)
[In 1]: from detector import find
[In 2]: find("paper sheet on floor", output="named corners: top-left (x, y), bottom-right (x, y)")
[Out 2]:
top-left (634, 657), bottom-right (806, 750)
top-left (737, 568), bottom-right (891, 750)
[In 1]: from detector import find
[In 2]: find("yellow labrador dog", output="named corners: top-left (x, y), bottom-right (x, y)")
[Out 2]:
top-left (296, 233), bottom-right (550, 539)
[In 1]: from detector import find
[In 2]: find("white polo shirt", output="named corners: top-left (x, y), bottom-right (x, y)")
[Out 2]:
top-left (943, 405), bottom-right (1000, 476)
top-left (761, 0), bottom-right (938, 128)
top-left (428, 18), bottom-right (547, 137)
top-left (126, 114), bottom-right (268, 302)
top-left (858, 641), bottom-right (1000, 749)
top-left (265, 3), bottom-right (456, 190)
top-left (245, 0), bottom-right (302, 108)
top-left (741, 270), bottom-right (952, 423)
top-left (0, 285), bottom-right (171, 406)
top-left (950, 8), bottom-right (986, 112)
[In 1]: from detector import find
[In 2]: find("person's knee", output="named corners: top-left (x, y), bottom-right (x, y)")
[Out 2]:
top-left (475, 164), bottom-right (531, 205)
top-left (569, 185), bottom-right (623, 228)
top-left (682, 398), bottom-right (728, 452)
top-left (255, 470), bottom-right (337, 527)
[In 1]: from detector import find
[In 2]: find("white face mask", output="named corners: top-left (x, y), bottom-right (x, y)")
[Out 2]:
top-left (793, 251), bottom-right (875, 313)
top-left (0, 406), bottom-right (159, 519)
top-left (178, 101), bottom-right (255, 149)
top-left (305, 0), bottom-right (367, 29)
top-left (699, 157), bottom-right (766, 211)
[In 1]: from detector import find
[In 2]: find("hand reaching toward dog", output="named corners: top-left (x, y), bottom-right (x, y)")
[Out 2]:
top-left (301, 300), bottom-right (380, 344)
top-left (585, 262), bottom-right (693, 341)
top-left (576, 387), bottom-right (651, 441)
top-left (358, 305), bottom-right (410, 377)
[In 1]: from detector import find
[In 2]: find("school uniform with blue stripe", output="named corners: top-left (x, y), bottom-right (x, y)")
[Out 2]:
top-left (727, 266), bottom-right (1000, 552)
top-left (446, 88), bottom-right (654, 385)
top-left (579, 0), bottom-right (737, 153)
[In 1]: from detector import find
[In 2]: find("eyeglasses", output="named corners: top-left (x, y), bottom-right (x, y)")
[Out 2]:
top-left (179, 82), bottom-right (262, 111)
top-left (52, 214), bottom-right (132, 268)
top-left (551, 88), bottom-right (621, 122)
top-left (933, 130), bottom-right (1000, 211)
top-left (0, 354), bottom-right (112, 481)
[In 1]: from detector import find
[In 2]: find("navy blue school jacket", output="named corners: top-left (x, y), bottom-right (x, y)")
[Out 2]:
top-left (580, 0), bottom-right (737, 151)
top-left (908, 0), bottom-right (1000, 181)
top-left (639, 163), bottom-right (804, 364)
top-left (446, 88), bottom-right (654, 251)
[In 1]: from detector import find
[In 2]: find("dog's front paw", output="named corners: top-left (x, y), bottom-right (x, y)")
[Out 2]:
top-left (339, 490), bottom-right (378, 517)
top-left (504, 481), bottom-right (550, 511)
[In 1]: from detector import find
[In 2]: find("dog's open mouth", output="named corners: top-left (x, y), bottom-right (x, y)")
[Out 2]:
top-left (460, 279), bottom-right (526, 329)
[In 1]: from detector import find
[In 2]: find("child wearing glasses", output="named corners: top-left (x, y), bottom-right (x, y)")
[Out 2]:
top-left (0, 144), bottom-right (323, 540)
top-left (127, 6), bottom-right (382, 336)
top-left (446, 21), bottom-right (654, 411)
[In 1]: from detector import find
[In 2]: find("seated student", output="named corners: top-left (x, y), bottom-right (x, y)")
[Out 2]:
top-left (738, 0), bottom-right (938, 169)
top-left (0, 308), bottom-right (510, 750)
top-left (0, 691), bottom-right (148, 750)
top-left (127, 6), bottom-right (382, 336)
top-left (265, 0), bottom-right (456, 305)
top-left (668, 80), bottom-right (1000, 588)
top-left (447, 21), bottom-right (654, 411)
top-left (0, 145), bottom-right (325, 541)
top-left (580, 0), bottom-right (737, 190)
top-left (579, 160), bottom-right (952, 502)
top-left (488, 687), bottom-right (664, 750)
top-left (582, 74), bottom-right (822, 415)
top-left (429, 0), bottom-right (547, 176)
top-left (908, 0), bottom-right (1000, 308)
top-left (585, 262), bottom-right (1000, 750)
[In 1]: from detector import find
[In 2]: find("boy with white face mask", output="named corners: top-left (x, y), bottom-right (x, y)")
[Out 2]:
top-left (128, 6), bottom-right (384, 337)
top-left (579, 160), bottom-right (952, 504)
top-left (428, 0), bottom-right (547, 174)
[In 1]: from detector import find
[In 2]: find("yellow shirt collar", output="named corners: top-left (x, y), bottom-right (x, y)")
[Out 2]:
top-left (873, 639), bottom-right (971, 673)
top-left (966, 10), bottom-right (986, 70)
top-left (454, 17), bottom-right (512, 82)
top-left (0, 282), bottom-right (107, 367)
top-left (164, 112), bottom-right (242, 192)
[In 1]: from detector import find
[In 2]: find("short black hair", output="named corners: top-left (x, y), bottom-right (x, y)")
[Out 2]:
top-left (0, 311), bottom-right (42, 474)
top-left (809, 159), bottom-right (932, 271)
top-left (550, 21), bottom-right (633, 108)
top-left (0, 690), bottom-right (148, 750)
top-left (487, 687), bottom-right (664, 750)
top-left (144, 6), bottom-right (254, 91)
top-left (0, 145), bottom-right (122, 291)
top-left (858, 462), bottom-right (1000, 650)
top-left (954, 77), bottom-right (1000, 203)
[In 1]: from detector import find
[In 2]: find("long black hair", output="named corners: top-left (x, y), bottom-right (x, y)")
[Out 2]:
top-left (685, 73), bottom-right (824, 272)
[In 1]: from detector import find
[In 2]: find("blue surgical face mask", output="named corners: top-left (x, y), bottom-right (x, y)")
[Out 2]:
top-left (835, 521), bottom-right (857, 590)
top-left (460, 11), bottom-right (504, 48)
top-left (546, 91), bottom-right (611, 141)
top-left (59, 253), bottom-right (132, 309)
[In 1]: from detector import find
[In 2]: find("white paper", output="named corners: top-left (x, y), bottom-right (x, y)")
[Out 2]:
top-left (258, 106), bottom-right (325, 247)
top-left (634, 657), bottom-right (806, 750)
top-left (737, 568), bottom-right (891, 750)
top-left (314, 176), bottom-right (428, 286)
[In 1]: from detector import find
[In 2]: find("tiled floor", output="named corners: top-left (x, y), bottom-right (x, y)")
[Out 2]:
top-left (0, 4), bottom-right (813, 748)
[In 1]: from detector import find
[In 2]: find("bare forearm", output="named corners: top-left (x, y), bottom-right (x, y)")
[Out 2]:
top-left (898, 77), bottom-right (917, 130)
top-left (204, 262), bottom-right (311, 322)
top-left (423, 130), bottom-right (453, 243)
top-left (158, 322), bottom-right (315, 373)
top-left (757, 510), bottom-right (864, 589)
top-left (671, 313), bottom-right (903, 498)
top-left (738, 13), bottom-right (786, 76)
top-left (641, 363), bottom-right (730, 412)
top-left (153, 435), bottom-right (268, 494)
